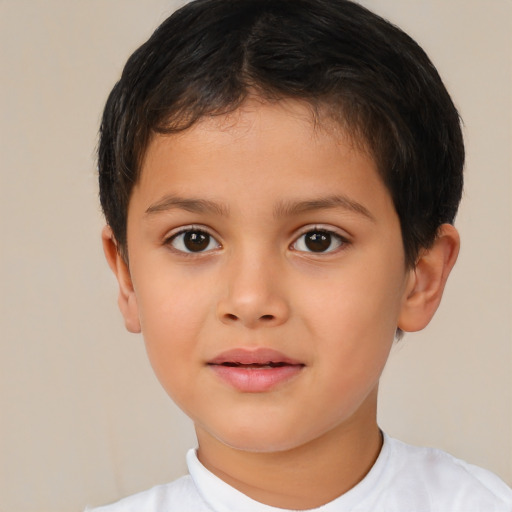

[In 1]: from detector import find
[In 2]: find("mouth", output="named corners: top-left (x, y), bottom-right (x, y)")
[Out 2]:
top-left (207, 348), bottom-right (305, 392)
top-left (207, 348), bottom-right (303, 367)
top-left (215, 361), bottom-right (297, 369)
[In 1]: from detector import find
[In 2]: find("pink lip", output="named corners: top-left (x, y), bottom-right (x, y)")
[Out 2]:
top-left (207, 348), bottom-right (305, 393)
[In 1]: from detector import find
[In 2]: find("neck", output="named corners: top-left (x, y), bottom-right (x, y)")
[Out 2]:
top-left (195, 392), bottom-right (382, 510)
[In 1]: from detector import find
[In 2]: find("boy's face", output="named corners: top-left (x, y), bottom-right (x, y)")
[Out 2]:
top-left (120, 99), bottom-right (415, 453)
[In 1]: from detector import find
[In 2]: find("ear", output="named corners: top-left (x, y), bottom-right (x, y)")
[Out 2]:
top-left (398, 224), bottom-right (460, 332)
top-left (101, 225), bottom-right (141, 333)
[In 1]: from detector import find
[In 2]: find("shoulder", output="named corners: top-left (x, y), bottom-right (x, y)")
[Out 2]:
top-left (383, 435), bottom-right (512, 512)
top-left (84, 474), bottom-right (209, 512)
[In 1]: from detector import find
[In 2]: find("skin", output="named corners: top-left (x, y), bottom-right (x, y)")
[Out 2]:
top-left (103, 99), bottom-right (459, 509)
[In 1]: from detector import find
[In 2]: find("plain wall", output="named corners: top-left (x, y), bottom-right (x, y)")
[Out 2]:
top-left (0, 1), bottom-right (510, 510)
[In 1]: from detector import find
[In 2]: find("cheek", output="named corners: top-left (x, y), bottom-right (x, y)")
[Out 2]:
top-left (133, 272), bottom-right (212, 387)
top-left (301, 260), bottom-right (405, 385)
top-left (135, 260), bottom-right (213, 335)
top-left (305, 265), bottom-right (404, 340)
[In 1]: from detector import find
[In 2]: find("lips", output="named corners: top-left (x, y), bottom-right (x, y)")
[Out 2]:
top-left (207, 348), bottom-right (305, 393)
top-left (208, 348), bottom-right (303, 366)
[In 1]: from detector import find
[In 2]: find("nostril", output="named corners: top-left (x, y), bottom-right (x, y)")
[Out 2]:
top-left (225, 313), bottom-right (238, 321)
top-left (260, 314), bottom-right (275, 321)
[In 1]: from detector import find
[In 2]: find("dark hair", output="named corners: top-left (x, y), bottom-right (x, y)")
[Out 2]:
top-left (98, 0), bottom-right (464, 266)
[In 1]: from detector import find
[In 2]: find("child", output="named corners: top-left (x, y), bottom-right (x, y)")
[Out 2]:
top-left (87, 0), bottom-right (512, 510)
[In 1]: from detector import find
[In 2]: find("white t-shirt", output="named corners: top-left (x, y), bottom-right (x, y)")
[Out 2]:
top-left (85, 433), bottom-right (512, 512)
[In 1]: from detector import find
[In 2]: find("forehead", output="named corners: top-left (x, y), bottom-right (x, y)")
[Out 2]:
top-left (132, 98), bottom-right (391, 219)
top-left (140, 98), bottom-right (374, 182)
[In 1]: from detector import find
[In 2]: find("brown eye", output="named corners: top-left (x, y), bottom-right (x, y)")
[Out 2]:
top-left (169, 229), bottom-right (220, 253)
top-left (305, 232), bottom-right (331, 252)
top-left (292, 229), bottom-right (344, 253)
top-left (184, 231), bottom-right (209, 251)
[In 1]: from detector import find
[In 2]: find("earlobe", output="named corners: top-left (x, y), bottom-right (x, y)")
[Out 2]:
top-left (101, 226), bottom-right (142, 334)
top-left (398, 224), bottom-right (460, 333)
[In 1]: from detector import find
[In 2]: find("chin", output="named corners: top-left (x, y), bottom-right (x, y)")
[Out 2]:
top-left (223, 437), bottom-right (301, 454)
top-left (207, 419), bottom-right (326, 454)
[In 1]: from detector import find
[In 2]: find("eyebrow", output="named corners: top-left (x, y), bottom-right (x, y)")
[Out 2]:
top-left (145, 193), bottom-right (374, 221)
top-left (145, 195), bottom-right (229, 216)
top-left (274, 195), bottom-right (375, 221)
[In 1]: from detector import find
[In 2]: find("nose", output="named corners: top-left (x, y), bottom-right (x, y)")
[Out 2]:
top-left (216, 251), bottom-right (290, 329)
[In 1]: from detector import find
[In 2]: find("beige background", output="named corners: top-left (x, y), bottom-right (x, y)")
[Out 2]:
top-left (1, 1), bottom-right (510, 511)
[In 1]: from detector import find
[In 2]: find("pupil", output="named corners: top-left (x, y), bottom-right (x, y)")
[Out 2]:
top-left (305, 232), bottom-right (331, 252)
top-left (184, 231), bottom-right (209, 252)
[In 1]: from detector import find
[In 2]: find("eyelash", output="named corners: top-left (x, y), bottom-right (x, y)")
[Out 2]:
top-left (164, 226), bottom-right (221, 255)
top-left (290, 227), bottom-right (349, 254)
top-left (163, 225), bottom-right (349, 255)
